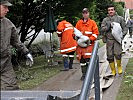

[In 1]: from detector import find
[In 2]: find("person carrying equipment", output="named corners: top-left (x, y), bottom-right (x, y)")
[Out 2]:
top-left (101, 5), bottom-right (127, 76)
top-left (75, 8), bottom-right (99, 80)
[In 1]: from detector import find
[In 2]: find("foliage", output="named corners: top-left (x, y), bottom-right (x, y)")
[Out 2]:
top-left (116, 58), bottom-right (133, 100)
top-left (89, 0), bottom-right (99, 25)
top-left (117, 1), bottom-right (125, 8)
top-left (16, 55), bottom-right (62, 89)
top-left (52, 32), bottom-right (60, 51)
top-left (11, 47), bottom-right (17, 56)
top-left (28, 33), bottom-right (59, 57)
top-left (96, 0), bottom-right (114, 25)
top-left (114, 2), bottom-right (125, 16)
top-left (98, 39), bottom-right (105, 48)
top-left (8, 0), bottom-right (124, 48)
top-left (129, 10), bottom-right (133, 15)
top-left (9, 0), bottom-right (50, 48)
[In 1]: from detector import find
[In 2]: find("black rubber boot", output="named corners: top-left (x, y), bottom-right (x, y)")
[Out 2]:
top-left (60, 57), bottom-right (69, 71)
top-left (69, 57), bottom-right (74, 69)
top-left (80, 58), bottom-right (90, 81)
top-left (80, 65), bottom-right (87, 81)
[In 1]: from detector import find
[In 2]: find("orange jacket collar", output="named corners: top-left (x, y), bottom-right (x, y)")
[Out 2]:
top-left (81, 18), bottom-right (90, 24)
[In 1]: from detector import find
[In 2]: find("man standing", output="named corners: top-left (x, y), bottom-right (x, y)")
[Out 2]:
top-left (76, 8), bottom-right (99, 80)
top-left (0, 0), bottom-right (33, 90)
top-left (57, 20), bottom-right (77, 71)
top-left (101, 5), bottom-right (127, 76)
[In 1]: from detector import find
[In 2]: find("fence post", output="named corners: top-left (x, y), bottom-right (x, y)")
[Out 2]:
top-left (79, 41), bottom-right (99, 100)
top-left (94, 56), bottom-right (100, 100)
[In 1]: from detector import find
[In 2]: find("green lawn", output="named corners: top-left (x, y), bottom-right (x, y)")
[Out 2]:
top-left (98, 39), bottom-right (105, 48)
top-left (16, 39), bottom-right (105, 90)
top-left (16, 55), bottom-right (62, 90)
top-left (116, 58), bottom-right (133, 100)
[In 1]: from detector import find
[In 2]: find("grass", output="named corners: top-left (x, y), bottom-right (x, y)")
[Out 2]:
top-left (15, 39), bottom-right (105, 90)
top-left (18, 67), bottom-right (61, 90)
top-left (98, 39), bottom-right (105, 48)
top-left (16, 55), bottom-right (63, 90)
top-left (116, 58), bottom-right (133, 100)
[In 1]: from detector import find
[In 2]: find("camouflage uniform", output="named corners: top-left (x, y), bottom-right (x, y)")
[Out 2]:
top-left (0, 17), bottom-right (29, 90)
top-left (101, 14), bottom-right (127, 63)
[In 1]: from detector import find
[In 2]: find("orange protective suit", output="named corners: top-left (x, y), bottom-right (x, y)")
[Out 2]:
top-left (57, 20), bottom-right (77, 54)
top-left (75, 18), bottom-right (99, 60)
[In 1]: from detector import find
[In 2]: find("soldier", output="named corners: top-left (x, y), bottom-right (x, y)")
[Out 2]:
top-left (0, 0), bottom-right (33, 90)
top-left (101, 5), bottom-right (127, 76)
top-left (76, 8), bottom-right (99, 80)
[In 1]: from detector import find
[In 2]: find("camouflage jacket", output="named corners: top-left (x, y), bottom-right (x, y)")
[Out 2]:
top-left (0, 17), bottom-right (29, 57)
top-left (101, 14), bottom-right (128, 41)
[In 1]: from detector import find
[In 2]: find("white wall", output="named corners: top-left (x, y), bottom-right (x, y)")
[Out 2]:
top-left (24, 29), bottom-right (52, 45)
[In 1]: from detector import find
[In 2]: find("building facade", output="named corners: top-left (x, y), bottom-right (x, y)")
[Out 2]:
top-left (114, 0), bottom-right (133, 9)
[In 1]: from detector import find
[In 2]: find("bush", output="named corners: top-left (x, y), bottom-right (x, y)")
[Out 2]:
top-left (52, 32), bottom-right (60, 51)
top-left (129, 10), bottom-right (133, 15)
top-left (29, 32), bottom-right (60, 57)
top-left (114, 2), bottom-right (124, 17)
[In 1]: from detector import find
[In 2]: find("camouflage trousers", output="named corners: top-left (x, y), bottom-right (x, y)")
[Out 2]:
top-left (0, 55), bottom-right (19, 90)
top-left (106, 39), bottom-right (122, 63)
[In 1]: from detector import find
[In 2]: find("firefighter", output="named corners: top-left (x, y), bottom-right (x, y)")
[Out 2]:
top-left (57, 20), bottom-right (77, 71)
top-left (101, 5), bottom-right (127, 76)
top-left (0, 0), bottom-right (33, 90)
top-left (76, 8), bottom-right (99, 80)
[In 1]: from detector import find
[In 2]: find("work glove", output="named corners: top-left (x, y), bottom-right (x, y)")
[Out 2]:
top-left (26, 53), bottom-right (34, 67)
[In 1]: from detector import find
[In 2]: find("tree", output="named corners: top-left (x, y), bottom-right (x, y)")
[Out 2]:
top-left (8, 0), bottom-right (124, 48)
top-left (96, 0), bottom-right (114, 25)
top-left (8, 0), bottom-right (90, 48)
top-left (114, 2), bottom-right (125, 16)
top-left (8, 0), bottom-right (46, 48)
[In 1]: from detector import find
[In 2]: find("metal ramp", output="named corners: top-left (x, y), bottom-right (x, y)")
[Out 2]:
top-left (1, 91), bottom-right (80, 100)
top-left (1, 41), bottom-right (101, 100)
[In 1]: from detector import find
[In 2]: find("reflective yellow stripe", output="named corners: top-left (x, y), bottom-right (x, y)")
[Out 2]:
top-left (92, 34), bottom-right (97, 38)
top-left (80, 63), bottom-right (87, 66)
top-left (62, 55), bottom-right (68, 57)
top-left (64, 27), bottom-right (73, 31)
top-left (61, 46), bottom-right (76, 53)
top-left (85, 53), bottom-right (92, 55)
top-left (85, 31), bottom-right (92, 34)
top-left (57, 31), bottom-right (62, 34)
top-left (69, 55), bottom-right (74, 57)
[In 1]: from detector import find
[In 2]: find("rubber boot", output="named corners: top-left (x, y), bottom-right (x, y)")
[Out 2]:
top-left (69, 57), bottom-right (74, 69)
top-left (130, 34), bottom-right (132, 38)
top-left (129, 27), bottom-right (132, 38)
top-left (109, 62), bottom-right (116, 76)
top-left (81, 64), bottom-right (87, 80)
top-left (116, 60), bottom-right (123, 74)
top-left (61, 57), bottom-right (69, 71)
